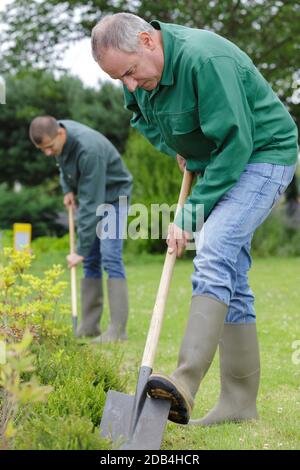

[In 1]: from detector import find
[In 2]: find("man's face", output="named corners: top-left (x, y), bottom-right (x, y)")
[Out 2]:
top-left (35, 128), bottom-right (66, 157)
top-left (99, 33), bottom-right (164, 93)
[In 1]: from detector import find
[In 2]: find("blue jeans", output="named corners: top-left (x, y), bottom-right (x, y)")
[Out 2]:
top-left (83, 200), bottom-right (127, 279)
top-left (192, 163), bottom-right (296, 324)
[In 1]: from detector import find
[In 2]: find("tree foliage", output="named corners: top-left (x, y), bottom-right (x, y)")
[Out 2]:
top-left (1, 0), bottom-right (300, 100)
top-left (123, 129), bottom-right (183, 253)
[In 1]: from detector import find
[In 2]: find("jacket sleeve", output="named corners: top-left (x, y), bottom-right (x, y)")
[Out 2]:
top-left (76, 150), bottom-right (108, 257)
top-left (58, 167), bottom-right (73, 194)
top-left (123, 86), bottom-right (177, 158)
top-left (175, 57), bottom-right (255, 231)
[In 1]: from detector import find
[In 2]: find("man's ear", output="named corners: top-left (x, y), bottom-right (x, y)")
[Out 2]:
top-left (57, 127), bottom-right (67, 141)
top-left (139, 32), bottom-right (155, 50)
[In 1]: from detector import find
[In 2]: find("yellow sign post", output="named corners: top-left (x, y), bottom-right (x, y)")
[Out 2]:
top-left (13, 223), bottom-right (32, 251)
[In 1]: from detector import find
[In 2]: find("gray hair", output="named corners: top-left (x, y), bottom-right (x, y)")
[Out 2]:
top-left (91, 13), bottom-right (155, 62)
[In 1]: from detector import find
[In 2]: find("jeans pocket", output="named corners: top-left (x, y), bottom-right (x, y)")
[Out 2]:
top-left (279, 164), bottom-right (297, 196)
top-left (270, 164), bottom-right (297, 207)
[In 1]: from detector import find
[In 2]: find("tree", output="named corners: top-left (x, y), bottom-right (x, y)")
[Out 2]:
top-left (1, 0), bottom-right (300, 101)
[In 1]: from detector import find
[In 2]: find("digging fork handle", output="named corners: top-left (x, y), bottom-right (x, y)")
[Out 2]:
top-left (68, 206), bottom-right (78, 329)
top-left (141, 169), bottom-right (194, 368)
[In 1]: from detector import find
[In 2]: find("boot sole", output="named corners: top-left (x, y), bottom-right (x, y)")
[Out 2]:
top-left (147, 374), bottom-right (192, 425)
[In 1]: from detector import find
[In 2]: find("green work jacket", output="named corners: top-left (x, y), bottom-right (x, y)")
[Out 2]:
top-left (124, 21), bottom-right (298, 230)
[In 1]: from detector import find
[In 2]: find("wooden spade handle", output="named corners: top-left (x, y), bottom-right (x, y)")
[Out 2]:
top-left (68, 206), bottom-right (78, 321)
top-left (141, 169), bottom-right (194, 368)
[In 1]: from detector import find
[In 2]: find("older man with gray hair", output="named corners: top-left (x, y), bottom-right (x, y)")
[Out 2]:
top-left (91, 13), bottom-right (298, 426)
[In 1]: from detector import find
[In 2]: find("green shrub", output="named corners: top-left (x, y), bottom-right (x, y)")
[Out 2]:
top-left (0, 230), bottom-right (13, 251)
top-left (32, 234), bottom-right (69, 254)
top-left (0, 248), bottom-right (69, 343)
top-left (124, 130), bottom-right (182, 206)
top-left (34, 343), bottom-right (126, 427)
top-left (0, 183), bottom-right (64, 238)
top-left (14, 415), bottom-right (110, 450)
top-left (0, 332), bottom-right (52, 449)
top-left (1, 234), bottom-right (127, 450)
top-left (36, 343), bottom-right (125, 392)
top-left (123, 130), bottom-right (182, 254)
top-left (13, 342), bottom-right (126, 450)
top-left (0, 231), bottom-right (69, 255)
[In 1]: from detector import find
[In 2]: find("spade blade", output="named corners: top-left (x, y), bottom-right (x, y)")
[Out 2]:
top-left (100, 390), bottom-right (171, 450)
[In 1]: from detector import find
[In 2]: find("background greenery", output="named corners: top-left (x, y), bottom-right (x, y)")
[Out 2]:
top-left (1, 1), bottom-right (300, 98)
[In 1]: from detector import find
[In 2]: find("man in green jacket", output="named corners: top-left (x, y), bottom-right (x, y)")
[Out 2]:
top-left (91, 14), bottom-right (298, 425)
top-left (29, 116), bottom-right (132, 342)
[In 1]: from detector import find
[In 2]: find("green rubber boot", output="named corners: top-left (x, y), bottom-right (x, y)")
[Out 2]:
top-left (76, 278), bottom-right (102, 338)
top-left (92, 278), bottom-right (128, 343)
top-left (147, 295), bottom-right (228, 424)
top-left (190, 323), bottom-right (260, 426)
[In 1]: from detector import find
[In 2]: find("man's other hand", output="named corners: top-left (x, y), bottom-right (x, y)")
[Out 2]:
top-left (67, 253), bottom-right (84, 268)
top-left (64, 192), bottom-right (76, 209)
top-left (167, 223), bottom-right (191, 258)
top-left (176, 154), bottom-right (186, 173)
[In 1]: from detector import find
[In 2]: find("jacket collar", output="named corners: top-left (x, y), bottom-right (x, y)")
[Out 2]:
top-left (150, 20), bottom-right (174, 87)
top-left (57, 121), bottom-right (75, 160)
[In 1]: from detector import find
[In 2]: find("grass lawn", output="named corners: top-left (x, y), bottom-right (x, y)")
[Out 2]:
top-left (32, 252), bottom-right (300, 450)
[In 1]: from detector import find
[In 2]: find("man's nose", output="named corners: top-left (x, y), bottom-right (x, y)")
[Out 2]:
top-left (123, 76), bottom-right (138, 92)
